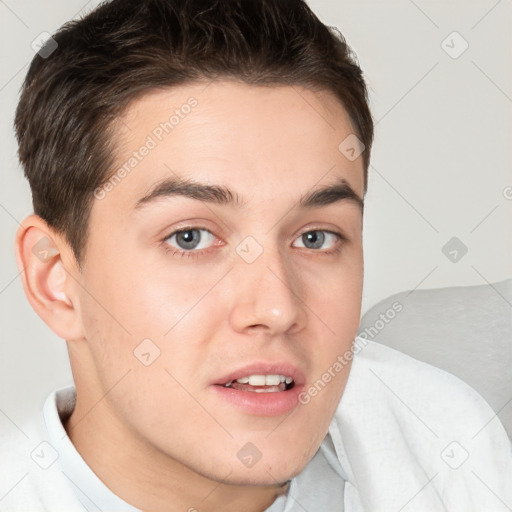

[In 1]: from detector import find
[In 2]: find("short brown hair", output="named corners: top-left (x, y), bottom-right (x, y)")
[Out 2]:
top-left (15, 0), bottom-right (374, 268)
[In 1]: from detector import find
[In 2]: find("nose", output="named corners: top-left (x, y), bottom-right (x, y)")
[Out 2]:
top-left (228, 241), bottom-right (307, 336)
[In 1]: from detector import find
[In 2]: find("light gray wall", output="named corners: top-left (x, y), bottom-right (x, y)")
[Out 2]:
top-left (1, 0), bottom-right (511, 423)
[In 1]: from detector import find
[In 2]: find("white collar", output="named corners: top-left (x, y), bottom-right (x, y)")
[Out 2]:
top-left (43, 386), bottom-right (140, 512)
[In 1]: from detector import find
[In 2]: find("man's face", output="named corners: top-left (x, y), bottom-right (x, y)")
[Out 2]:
top-left (72, 81), bottom-right (364, 485)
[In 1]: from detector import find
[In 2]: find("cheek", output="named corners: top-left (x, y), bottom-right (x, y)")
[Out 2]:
top-left (82, 248), bottom-right (205, 335)
top-left (300, 255), bottom-right (362, 411)
top-left (78, 252), bottom-right (227, 387)
top-left (307, 249), bottom-right (363, 335)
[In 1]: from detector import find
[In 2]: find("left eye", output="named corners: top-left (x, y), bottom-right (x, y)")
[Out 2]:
top-left (292, 230), bottom-right (340, 251)
top-left (165, 228), bottom-right (216, 251)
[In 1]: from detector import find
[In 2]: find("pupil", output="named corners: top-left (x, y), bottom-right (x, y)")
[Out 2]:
top-left (303, 231), bottom-right (324, 249)
top-left (177, 229), bottom-right (200, 249)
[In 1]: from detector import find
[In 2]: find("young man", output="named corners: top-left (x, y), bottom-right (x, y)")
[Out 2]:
top-left (3, 0), bottom-right (511, 510)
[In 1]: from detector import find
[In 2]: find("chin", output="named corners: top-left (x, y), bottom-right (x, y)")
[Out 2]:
top-left (223, 470), bottom-right (293, 487)
top-left (226, 456), bottom-right (309, 486)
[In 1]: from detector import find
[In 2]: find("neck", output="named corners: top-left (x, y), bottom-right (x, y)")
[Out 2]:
top-left (64, 393), bottom-right (290, 512)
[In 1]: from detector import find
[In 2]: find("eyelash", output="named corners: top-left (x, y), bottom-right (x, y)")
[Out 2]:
top-left (161, 226), bottom-right (347, 260)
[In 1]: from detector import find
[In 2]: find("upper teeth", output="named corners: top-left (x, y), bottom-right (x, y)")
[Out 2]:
top-left (227, 374), bottom-right (293, 386)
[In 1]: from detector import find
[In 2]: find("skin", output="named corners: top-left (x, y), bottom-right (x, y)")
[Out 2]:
top-left (16, 81), bottom-right (365, 512)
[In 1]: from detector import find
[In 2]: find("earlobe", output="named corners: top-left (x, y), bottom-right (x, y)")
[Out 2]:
top-left (15, 214), bottom-right (84, 341)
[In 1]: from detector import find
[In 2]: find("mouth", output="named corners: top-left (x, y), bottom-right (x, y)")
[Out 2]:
top-left (218, 374), bottom-right (296, 393)
top-left (211, 362), bottom-right (305, 416)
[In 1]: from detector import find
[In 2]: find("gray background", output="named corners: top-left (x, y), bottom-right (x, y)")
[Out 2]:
top-left (1, 0), bottom-right (511, 424)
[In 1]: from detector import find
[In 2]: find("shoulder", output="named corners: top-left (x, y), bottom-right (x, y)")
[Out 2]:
top-left (328, 338), bottom-right (512, 511)
top-left (346, 338), bottom-right (507, 428)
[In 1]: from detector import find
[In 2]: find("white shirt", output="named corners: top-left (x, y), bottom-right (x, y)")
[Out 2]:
top-left (1, 339), bottom-right (511, 511)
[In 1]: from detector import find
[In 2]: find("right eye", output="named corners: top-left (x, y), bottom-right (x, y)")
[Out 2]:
top-left (163, 227), bottom-right (217, 255)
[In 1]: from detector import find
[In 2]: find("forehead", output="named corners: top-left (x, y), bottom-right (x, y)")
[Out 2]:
top-left (98, 80), bottom-right (365, 215)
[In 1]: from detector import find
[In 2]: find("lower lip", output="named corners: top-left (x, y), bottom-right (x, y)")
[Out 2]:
top-left (211, 384), bottom-right (304, 417)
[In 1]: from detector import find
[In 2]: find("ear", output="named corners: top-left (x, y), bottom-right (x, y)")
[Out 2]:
top-left (15, 214), bottom-right (85, 341)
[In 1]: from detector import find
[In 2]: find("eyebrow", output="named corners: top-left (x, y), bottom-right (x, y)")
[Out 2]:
top-left (133, 174), bottom-right (363, 211)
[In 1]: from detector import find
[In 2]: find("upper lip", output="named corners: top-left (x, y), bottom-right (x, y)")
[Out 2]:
top-left (213, 361), bottom-right (306, 386)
